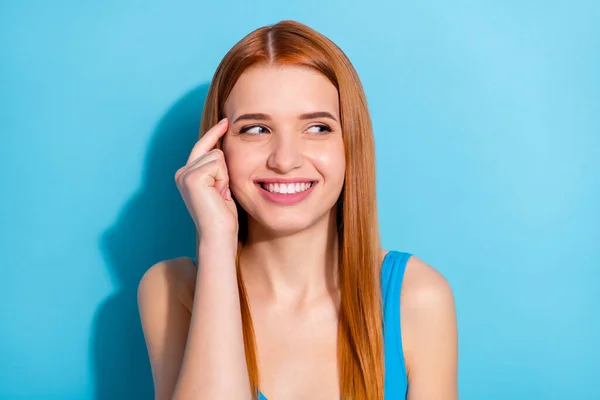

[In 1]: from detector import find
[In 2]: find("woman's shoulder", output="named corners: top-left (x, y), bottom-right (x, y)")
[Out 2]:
top-left (379, 248), bottom-right (450, 295)
top-left (401, 254), bottom-right (453, 305)
top-left (397, 252), bottom-right (457, 378)
top-left (137, 256), bottom-right (198, 312)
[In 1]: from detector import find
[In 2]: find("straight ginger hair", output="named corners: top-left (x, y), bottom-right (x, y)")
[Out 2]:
top-left (196, 20), bottom-right (384, 400)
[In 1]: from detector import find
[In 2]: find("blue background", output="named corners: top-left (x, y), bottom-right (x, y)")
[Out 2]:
top-left (1, 1), bottom-right (598, 399)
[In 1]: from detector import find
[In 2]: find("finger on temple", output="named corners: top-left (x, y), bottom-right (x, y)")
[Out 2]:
top-left (186, 119), bottom-right (228, 165)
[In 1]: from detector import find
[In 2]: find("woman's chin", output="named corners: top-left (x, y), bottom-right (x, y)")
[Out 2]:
top-left (248, 212), bottom-right (325, 238)
top-left (240, 199), bottom-right (339, 238)
top-left (258, 218), bottom-right (314, 236)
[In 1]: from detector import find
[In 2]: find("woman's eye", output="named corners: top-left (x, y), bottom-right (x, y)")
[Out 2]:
top-left (239, 125), bottom-right (269, 135)
top-left (307, 124), bottom-right (333, 134)
top-left (239, 124), bottom-right (332, 135)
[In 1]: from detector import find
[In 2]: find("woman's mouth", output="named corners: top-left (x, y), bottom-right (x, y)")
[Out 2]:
top-left (254, 180), bottom-right (318, 205)
top-left (259, 181), bottom-right (315, 194)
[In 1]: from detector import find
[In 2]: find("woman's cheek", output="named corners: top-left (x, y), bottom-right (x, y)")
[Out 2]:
top-left (311, 146), bottom-right (346, 178)
top-left (224, 145), bottom-right (258, 186)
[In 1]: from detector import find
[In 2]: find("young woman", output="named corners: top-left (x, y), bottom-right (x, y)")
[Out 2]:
top-left (138, 20), bottom-right (458, 400)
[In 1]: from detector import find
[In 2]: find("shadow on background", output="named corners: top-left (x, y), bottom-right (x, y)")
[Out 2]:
top-left (91, 83), bottom-right (210, 399)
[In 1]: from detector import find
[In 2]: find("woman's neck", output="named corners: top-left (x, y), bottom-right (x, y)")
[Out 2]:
top-left (239, 211), bottom-right (339, 306)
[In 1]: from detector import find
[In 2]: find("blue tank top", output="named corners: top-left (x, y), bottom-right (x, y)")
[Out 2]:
top-left (192, 250), bottom-right (411, 399)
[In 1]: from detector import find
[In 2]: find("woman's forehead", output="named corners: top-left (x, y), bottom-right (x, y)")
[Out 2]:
top-left (224, 65), bottom-right (340, 120)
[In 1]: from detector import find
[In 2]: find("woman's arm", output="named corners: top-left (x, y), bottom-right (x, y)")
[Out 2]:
top-left (402, 256), bottom-right (459, 400)
top-left (137, 239), bottom-right (251, 400)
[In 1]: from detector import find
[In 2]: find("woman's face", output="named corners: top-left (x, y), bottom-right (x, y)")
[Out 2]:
top-left (222, 64), bottom-right (345, 235)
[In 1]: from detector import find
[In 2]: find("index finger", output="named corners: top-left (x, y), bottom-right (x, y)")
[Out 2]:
top-left (186, 118), bottom-right (229, 164)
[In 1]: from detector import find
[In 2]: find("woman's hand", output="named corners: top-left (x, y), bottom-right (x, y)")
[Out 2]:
top-left (142, 120), bottom-right (247, 399)
top-left (175, 118), bottom-right (238, 241)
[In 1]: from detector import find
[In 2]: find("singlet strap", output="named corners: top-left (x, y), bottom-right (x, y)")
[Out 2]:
top-left (380, 250), bottom-right (412, 395)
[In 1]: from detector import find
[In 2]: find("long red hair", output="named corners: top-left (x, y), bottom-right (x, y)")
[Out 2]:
top-left (197, 20), bottom-right (383, 400)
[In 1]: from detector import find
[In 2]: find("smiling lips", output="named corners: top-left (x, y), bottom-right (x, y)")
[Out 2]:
top-left (254, 179), bottom-right (318, 205)
top-left (260, 181), bottom-right (314, 194)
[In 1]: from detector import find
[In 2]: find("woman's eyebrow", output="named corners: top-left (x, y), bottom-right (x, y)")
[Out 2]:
top-left (299, 111), bottom-right (338, 122)
top-left (233, 111), bottom-right (338, 124)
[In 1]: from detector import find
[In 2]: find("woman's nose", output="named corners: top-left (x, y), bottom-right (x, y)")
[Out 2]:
top-left (266, 133), bottom-right (304, 173)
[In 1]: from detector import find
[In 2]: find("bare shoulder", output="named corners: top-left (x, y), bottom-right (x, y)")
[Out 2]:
top-left (137, 256), bottom-right (198, 313)
top-left (400, 255), bottom-right (456, 344)
top-left (136, 257), bottom-right (199, 399)
top-left (400, 255), bottom-right (458, 398)
top-left (379, 248), bottom-right (454, 301)
top-left (402, 255), bottom-right (455, 307)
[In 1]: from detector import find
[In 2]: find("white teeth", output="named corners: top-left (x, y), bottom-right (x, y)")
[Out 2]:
top-left (262, 182), bottom-right (313, 194)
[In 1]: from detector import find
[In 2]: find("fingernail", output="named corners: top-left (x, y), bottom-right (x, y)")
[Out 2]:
top-left (218, 117), bottom-right (228, 125)
top-left (226, 188), bottom-right (232, 201)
